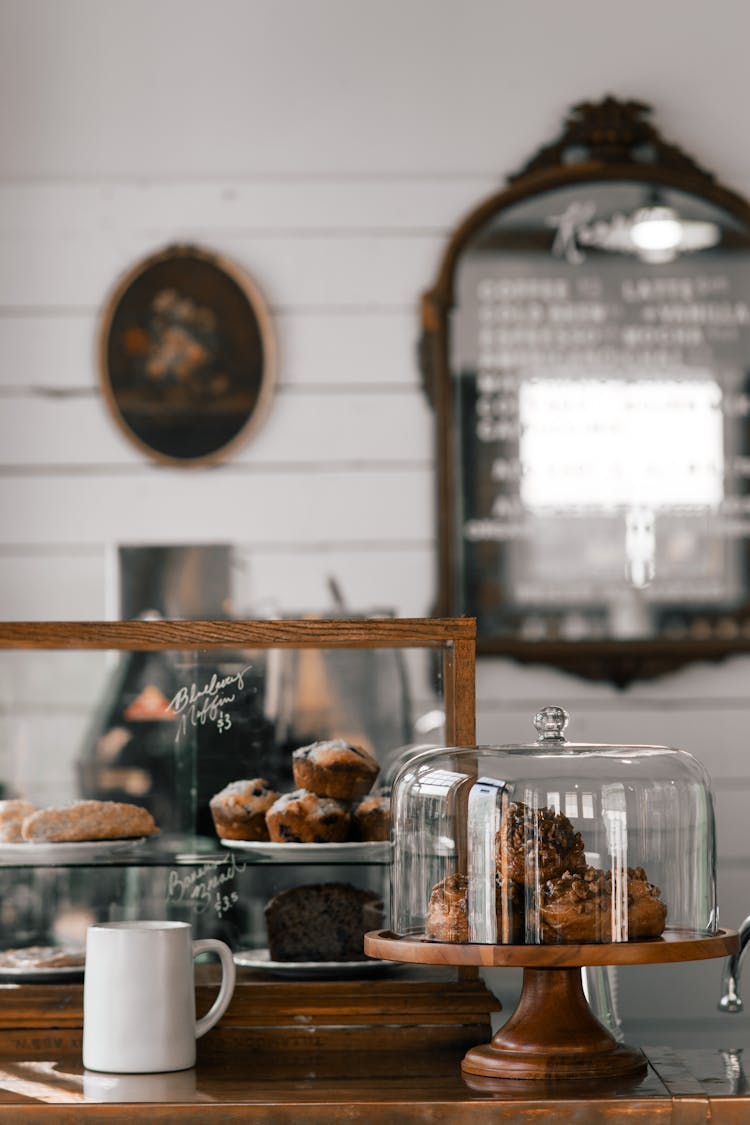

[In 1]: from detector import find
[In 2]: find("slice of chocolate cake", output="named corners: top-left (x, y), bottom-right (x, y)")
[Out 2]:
top-left (264, 882), bottom-right (383, 961)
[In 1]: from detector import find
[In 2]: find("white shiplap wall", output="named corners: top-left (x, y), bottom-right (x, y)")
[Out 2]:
top-left (2, 0), bottom-right (750, 1035)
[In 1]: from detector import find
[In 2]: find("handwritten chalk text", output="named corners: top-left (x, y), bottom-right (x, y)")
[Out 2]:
top-left (170, 666), bottom-right (252, 744)
top-left (166, 851), bottom-right (246, 917)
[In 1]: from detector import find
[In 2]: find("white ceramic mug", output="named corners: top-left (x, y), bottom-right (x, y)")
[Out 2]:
top-left (83, 1068), bottom-right (197, 1103)
top-left (83, 920), bottom-right (236, 1073)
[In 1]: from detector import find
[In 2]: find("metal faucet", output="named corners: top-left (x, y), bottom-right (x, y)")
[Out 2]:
top-left (719, 915), bottom-right (750, 1013)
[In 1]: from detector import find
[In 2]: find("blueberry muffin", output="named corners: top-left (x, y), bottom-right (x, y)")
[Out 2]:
top-left (352, 793), bottom-right (390, 842)
top-left (265, 789), bottom-right (351, 843)
top-left (209, 778), bottom-right (280, 841)
top-left (292, 739), bottom-right (379, 801)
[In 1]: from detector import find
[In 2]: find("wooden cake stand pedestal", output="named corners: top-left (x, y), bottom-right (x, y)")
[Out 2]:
top-left (365, 928), bottom-right (738, 1082)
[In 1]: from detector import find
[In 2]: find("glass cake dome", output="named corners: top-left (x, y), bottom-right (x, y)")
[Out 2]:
top-left (390, 706), bottom-right (717, 946)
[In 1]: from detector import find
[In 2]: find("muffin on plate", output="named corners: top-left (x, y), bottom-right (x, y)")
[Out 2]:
top-left (351, 792), bottom-right (390, 842)
top-left (292, 739), bottom-right (379, 801)
top-left (265, 789), bottom-right (351, 844)
top-left (209, 778), bottom-right (280, 841)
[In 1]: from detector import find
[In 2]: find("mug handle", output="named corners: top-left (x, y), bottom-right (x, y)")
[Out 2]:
top-left (192, 938), bottom-right (237, 1039)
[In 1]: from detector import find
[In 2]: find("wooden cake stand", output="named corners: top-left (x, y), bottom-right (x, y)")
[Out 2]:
top-left (364, 928), bottom-right (738, 1082)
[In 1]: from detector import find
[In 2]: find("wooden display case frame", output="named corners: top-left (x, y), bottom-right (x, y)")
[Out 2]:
top-left (0, 617), bottom-right (490, 1059)
top-left (0, 616), bottom-right (476, 746)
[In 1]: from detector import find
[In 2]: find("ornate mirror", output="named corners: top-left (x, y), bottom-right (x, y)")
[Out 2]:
top-left (422, 98), bottom-right (750, 684)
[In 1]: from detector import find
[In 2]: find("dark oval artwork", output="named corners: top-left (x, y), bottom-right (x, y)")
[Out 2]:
top-left (98, 244), bottom-right (275, 466)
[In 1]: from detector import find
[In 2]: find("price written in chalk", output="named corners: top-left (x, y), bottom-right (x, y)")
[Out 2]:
top-left (169, 666), bottom-right (252, 745)
top-left (166, 852), bottom-right (247, 918)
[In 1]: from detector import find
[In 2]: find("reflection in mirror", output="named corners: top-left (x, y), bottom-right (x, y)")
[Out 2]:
top-left (425, 99), bottom-right (750, 682)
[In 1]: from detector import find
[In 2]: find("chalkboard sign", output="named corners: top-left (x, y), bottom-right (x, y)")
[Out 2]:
top-left (421, 99), bottom-right (750, 683)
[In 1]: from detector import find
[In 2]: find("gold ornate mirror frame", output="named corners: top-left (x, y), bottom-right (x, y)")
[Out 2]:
top-left (422, 98), bottom-right (750, 685)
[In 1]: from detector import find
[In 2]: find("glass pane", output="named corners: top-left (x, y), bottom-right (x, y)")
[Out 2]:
top-left (0, 639), bottom-right (445, 968)
top-left (452, 180), bottom-right (750, 643)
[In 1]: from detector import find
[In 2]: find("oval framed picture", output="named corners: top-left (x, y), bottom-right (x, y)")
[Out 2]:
top-left (98, 244), bottom-right (276, 466)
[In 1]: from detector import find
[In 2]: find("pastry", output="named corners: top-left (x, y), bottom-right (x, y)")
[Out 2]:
top-left (0, 945), bottom-right (85, 970)
top-left (264, 882), bottom-right (383, 961)
top-left (209, 778), bottom-right (279, 841)
top-left (292, 739), bottom-right (379, 801)
top-left (352, 793), bottom-right (390, 842)
top-left (624, 865), bottom-right (669, 939)
top-left (425, 871), bottom-right (524, 943)
top-left (496, 800), bottom-right (585, 885)
top-left (265, 789), bottom-right (351, 843)
top-left (540, 866), bottom-right (611, 943)
top-left (0, 799), bottom-right (37, 842)
top-left (540, 864), bottom-right (667, 943)
top-left (20, 800), bottom-right (158, 843)
top-left (426, 873), bottom-right (471, 943)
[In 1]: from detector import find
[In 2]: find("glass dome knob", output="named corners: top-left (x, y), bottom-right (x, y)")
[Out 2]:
top-left (533, 705), bottom-right (569, 743)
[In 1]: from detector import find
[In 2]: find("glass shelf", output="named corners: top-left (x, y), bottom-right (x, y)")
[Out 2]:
top-left (0, 835), bottom-right (393, 868)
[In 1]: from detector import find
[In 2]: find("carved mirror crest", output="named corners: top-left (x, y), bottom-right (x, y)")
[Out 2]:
top-left (422, 98), bottom-right (750, 684)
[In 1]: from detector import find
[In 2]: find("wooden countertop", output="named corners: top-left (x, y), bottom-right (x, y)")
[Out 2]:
top-left (0, 1043), bottom-right (747, 1121)
top-left (0, 970), bottom-right (747, 1120)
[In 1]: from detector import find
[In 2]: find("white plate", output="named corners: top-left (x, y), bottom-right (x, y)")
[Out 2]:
top-left (0, 962), bottom-right (85, 982)
top-left (233, 948), bottom-right (397, 978)
top-left (0, 946), bottom-right (85, 981)
top-left (219, 839), bottom-right (391, 863)
top-left (0, 837), bottom-right (150, 863)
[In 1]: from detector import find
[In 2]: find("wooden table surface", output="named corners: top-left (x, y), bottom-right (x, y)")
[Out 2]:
top-left (0, 970), bottom-right (747, 1121)
top-left (0, 1042), bottom-right (745, 1122)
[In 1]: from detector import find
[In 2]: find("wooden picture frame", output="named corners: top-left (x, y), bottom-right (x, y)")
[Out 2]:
top-left (98, 244), bottom-right (276, 467)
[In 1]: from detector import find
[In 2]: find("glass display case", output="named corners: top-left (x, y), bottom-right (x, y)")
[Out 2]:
top-left (366, 705), bottom-right (738, 1082)
top-left (0, 618), bottom-right (475, 980)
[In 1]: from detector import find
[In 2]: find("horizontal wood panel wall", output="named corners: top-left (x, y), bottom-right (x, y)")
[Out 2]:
top-left (1, 162), bottom-right (750, 1033)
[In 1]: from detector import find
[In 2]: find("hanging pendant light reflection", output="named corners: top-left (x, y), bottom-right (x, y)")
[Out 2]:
top-left (629, 206), bottom-right (684, 252)
top-left (629, 204), bottom-right (720, 263)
